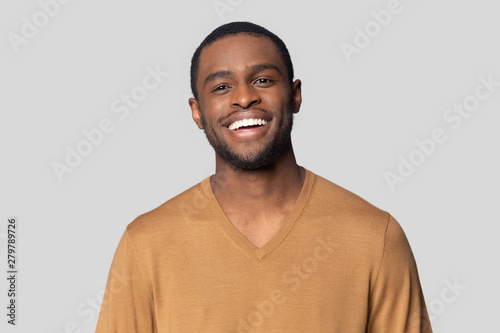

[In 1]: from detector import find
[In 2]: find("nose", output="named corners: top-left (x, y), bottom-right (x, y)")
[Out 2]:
top-left (230, 83), bottom-right (261, 109)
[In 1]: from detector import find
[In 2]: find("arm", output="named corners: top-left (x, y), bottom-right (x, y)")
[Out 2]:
top-left (367, 215), bottom-right (433, 333)
top-left (95, 228), bottom-right (157, 333)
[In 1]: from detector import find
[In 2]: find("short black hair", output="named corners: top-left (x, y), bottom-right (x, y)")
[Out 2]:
top-left (190, 21), bottom-right (294, 100)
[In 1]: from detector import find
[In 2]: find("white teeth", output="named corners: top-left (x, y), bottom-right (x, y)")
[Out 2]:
top-left (228, 118), bottom-right (268, 130)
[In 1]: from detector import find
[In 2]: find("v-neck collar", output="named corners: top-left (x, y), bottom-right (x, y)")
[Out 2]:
top-left (200, 167), bottom-right (316, 261)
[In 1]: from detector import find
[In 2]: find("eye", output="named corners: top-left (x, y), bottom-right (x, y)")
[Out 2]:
top-left (254, 78), bottom-right (274, 87)
top-left (212, 84), bottom-right (231, 94)
top-left (215, 85), bottom-right (228, 91)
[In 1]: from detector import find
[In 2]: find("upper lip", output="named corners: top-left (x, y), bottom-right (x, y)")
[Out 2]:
top-left (221, 110), bottom-right (272, 128)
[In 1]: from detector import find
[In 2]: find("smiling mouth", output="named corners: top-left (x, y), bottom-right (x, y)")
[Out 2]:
top-left (228, 118), bottom-right (269, 130)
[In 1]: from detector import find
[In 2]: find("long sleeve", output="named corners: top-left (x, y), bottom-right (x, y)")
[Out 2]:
top-left (367, 215), bottom-right (433, 333)
top-left (95, 228), bottom-right (157, 333)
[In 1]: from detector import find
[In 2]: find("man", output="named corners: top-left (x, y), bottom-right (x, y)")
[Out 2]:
top-left (96, 21), bottom-right (433, 332)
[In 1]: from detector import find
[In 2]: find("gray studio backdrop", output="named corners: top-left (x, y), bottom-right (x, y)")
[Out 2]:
top-left (1, 0), bottom-right (499, 332)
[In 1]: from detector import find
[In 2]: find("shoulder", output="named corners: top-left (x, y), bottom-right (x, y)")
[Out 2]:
top-left (125, 178), bottom-right (209, 240)
top-left (309, 170), bottom-right (389, 218)
top-left (307, 169), bottom-right (391, 234)
top-left (305, 169), bottom-right (407, 267)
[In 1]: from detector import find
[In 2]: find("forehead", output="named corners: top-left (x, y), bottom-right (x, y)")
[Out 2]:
top-left (197, 34), bottom-right (285, 79)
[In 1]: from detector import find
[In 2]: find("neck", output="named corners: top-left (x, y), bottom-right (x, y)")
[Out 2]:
top-left (210, 144), bottom-right (305, 209)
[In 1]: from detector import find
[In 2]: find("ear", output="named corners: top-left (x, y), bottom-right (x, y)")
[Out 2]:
top-left (291, 79), bottom-right (302, 114)
top-left (189, 97), bottom-right (204, 129)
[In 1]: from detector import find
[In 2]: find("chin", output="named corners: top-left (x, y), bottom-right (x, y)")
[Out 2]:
top-left (222, 145), bottom-right (286, 171)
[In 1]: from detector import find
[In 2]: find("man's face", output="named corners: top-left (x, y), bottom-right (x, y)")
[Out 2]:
top-left (189, 33), bottom-right (302, 170)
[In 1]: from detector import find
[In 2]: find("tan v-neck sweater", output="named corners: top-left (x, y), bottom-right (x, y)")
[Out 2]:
top-left (96, 168), bottom-right (432, 332)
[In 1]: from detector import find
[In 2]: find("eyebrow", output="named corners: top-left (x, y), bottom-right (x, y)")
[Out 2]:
top-left (203, 70), bottom-right (233, 86)
top-left (249, 63), bottom-right (282, 76)
top-left (203, 63), bottom-right (282, 87)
